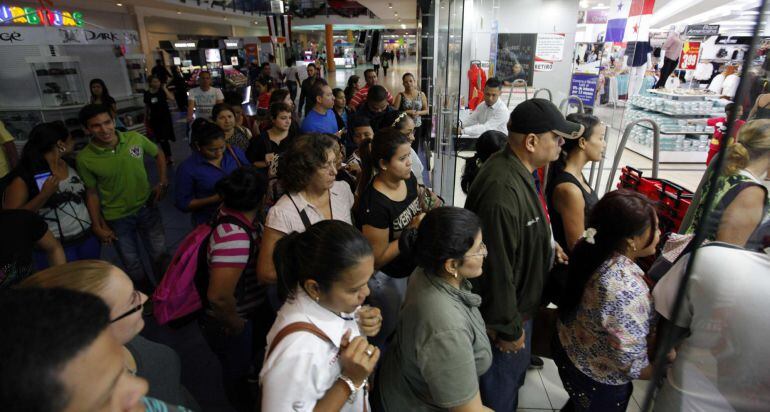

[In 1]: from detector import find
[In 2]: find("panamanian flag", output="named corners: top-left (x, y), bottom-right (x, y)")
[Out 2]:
top-left (624, 0), bottom-right (655, 41)
top-left (605, 0), bottom-right (632, 42)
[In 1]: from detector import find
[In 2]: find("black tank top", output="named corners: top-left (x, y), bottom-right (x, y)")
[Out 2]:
top-left (546, 171), bottom-right (599, 250)
top-left (754, 100), bottom-right (770, 120)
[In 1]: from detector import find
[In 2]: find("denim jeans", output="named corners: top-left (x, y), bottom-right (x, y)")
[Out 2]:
top-left (199, 315), bottom-right (255, 412)
top-left (552, 335), bottom-right (633, 411)
top-left (479, 319), bottom-right (533, 412)
top-left (107, 205), bottom-right (167, 287)
top-left (366, 271), bottom-right (407, 350)
top-left (34, 232), bottom-right (102, 270)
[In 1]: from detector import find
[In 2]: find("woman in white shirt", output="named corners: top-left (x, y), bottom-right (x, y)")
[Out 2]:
top-left (257, 133), bottom-right (356, 285)
top-left (260, 220), bottom-right (382, 412)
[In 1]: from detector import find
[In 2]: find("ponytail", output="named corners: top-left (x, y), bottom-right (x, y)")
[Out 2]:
top-left (461, 130), bottom-right (507, 194)
top-left (355, 137), bottom-right (375, 199)
top-left (559, 190), bottom-right (657, 321)
top-left (273, 220), bottom-right (373, 301)
top-left (724, 119), bottom-right (770, 175)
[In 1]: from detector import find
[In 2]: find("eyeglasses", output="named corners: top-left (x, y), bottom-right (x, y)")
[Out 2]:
top-left (465, 242), bottom-right (488, 258)
top-left (111, 290), bottom-right (143, 323)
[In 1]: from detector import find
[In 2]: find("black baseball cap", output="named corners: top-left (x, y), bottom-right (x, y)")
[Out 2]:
top-left (508, 98), bottom-right (584, 139)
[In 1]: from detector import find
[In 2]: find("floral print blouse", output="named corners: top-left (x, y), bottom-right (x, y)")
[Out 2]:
top-left (557, 253), bottom-right (654, 385)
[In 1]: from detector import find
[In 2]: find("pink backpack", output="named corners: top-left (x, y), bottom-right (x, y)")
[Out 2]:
top-left (153, 216), bottom-right (251, 325)
top-left (152, 223), bottom-right (211, 325)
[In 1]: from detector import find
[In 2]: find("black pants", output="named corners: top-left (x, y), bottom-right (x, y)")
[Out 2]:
top-left (383, 66), bottom-right (388, 77)
top-left (286, 80), bottom-right (298, 102)
top-left (655, 57), bottom-right (678, 89)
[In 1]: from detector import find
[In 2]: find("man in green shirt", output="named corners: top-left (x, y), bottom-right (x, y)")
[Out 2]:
top-left (464, 98), bottom-right (580, 411)
top-left (76, 104), bottom-right (169, 292)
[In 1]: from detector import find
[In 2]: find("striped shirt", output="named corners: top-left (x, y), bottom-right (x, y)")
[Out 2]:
top-left (207, 209), bottom-right (264, 316)
top-left (348, 84), bottom-right (394, 110)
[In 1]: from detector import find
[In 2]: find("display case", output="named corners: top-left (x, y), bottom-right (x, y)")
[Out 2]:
top-left (125, 54), bottom-right (148, 94)
top-left (625, 90), bottom-right (722, 163)
top-left (29, 58), bottom-right (87, 108)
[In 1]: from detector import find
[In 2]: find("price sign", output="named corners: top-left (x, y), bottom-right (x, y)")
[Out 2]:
top-left (678, 41), bottom-right (701, 70)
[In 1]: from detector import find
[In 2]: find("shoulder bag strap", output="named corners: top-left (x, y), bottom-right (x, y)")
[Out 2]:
top-left (288, 194), bottom-right (312, 229)
top-left (226, 144), bottom-right (242, 168)
top-left (266, 321), bottom-right (333, 359)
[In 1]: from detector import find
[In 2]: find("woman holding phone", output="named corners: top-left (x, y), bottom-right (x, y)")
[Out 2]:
top-left (2, 122), bottom-right (99, 268)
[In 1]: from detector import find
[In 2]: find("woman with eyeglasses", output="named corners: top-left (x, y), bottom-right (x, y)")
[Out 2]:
top-left (20, 260), bottom-right (200, 410)
top-left (175, 118), bottom-right (249, 226)
top-left (373, 207), bottom-right (493, 412)
top-left (261, 220), bottom-right (381, 412)
top-left (257, 133), bottom-right (355, 286)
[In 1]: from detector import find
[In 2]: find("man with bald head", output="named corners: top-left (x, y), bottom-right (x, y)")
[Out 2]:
top-left (464, 98), bottom-right (583, 411)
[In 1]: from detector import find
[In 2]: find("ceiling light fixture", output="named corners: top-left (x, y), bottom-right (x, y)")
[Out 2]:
top-left (401, 24), bottom-right (406, 29)
top-left (389, 3), bottom-right (393, 8)
top-left (579, 0), bottom-right (589, 8)
top-left (176, 10), bottom-right (182, 14)
top-left (116, 2), bottom-right (123, 6)
top-left (224, 17), bottom-right (228, 20)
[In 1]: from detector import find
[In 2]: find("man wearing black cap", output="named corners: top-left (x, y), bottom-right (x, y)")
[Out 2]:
top-left (465, 98), bottom-right (582, 411)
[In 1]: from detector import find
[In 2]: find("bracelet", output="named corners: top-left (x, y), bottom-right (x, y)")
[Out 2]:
top-left (337, 374), bottom-right (366, 403)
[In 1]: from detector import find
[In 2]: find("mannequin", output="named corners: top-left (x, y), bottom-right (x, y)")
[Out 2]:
top-left (626, 41), bottom-right (653, 97)
top-left (654, 26), bottom-right (684, 89)
top-left (708, 65), bottom-right (739, 99)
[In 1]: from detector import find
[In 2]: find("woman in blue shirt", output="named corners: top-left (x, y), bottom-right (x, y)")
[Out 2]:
top-left (175, 119), bottom-right (249, 225)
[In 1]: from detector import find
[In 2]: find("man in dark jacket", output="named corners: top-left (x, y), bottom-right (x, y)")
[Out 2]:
top-left (298, 63), bottom-right (321, 116)
top-left (464, 98), bottom-right (579, 411)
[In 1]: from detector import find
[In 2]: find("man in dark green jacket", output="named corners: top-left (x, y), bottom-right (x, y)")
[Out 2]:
top-left (465, 98), bottom-right (581, 411)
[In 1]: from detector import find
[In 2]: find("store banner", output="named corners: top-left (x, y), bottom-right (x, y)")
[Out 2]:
top-left (535, 33), bottom-right (565, 62)
top-left (0, 26), bottom-right (138, 46)
top-left (586, 10), bottom-right (608, 24)
top-left (570, 73), bottom-right (599, 107)
top-left (678, 41), bottom-right (700, 70)
top-left (685, 24), bottom-right (719, 37)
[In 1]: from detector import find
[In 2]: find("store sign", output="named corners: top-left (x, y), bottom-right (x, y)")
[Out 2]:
top-left (586, 9), bottom-right (608, 24)
top-left (0, 26), bottom-right (138, 45)
top-left (678, 41), bottom-right (701, 70)
top-left (534, 60), bottom-right (553, 72)
top-left (570, 73), bottom-right (599, 107)
top-left (174, 41), bottom-right (198, 50)
top-left (535, 33), bottom-right (565, 62)
top-left (223, 39), bottom-right (240, 49)
top-left (685, 24), bottom-right (719, 37)
top-left (0, 5), bottom-right (84, 27)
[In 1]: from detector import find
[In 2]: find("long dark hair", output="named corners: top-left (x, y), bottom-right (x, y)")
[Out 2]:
top-left (546, 113), bottom-right (601, 194)
top-left (461, 130), bottom-right (507, 194)
top-left (559, 190), bottom-right (658, 321)
top-left (19, 122), bottom-right (70, 173)
top-left (356, 127), bottom-right (410, 197)
top-left (415, 207), bottom-right (481, 275)
top-left (345, 75), bottom-right (360, 102)
top-left (274, 220), bottom-right (373, 300)
top-left (89, 78), bottom-right (115, 106)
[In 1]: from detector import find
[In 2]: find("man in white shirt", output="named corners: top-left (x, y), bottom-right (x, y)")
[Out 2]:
top-left (187, 71), bottom-right (224, 122)
top-left (652, 230), bottom-right (770, 412)
top-left (461, 77), bottom-right (509, 137)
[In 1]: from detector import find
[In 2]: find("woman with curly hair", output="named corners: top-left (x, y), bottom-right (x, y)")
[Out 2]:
top-left (256, 133), bottom-right (355, 285)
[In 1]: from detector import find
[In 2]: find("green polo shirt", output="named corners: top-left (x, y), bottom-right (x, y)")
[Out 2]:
top-left (76, 131), bottom-right (158, 221)
top-left (464, 147), bottom-right (553, 341)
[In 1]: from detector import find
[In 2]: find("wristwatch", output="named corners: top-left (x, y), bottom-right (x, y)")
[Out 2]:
top-left (338, 375), bottom-right (366, 403)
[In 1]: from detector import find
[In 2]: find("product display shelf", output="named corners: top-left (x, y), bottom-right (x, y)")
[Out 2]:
top-left (624, 93), bottom-right (715, 164)
top-left (625, 139), bottom-right (707, 163)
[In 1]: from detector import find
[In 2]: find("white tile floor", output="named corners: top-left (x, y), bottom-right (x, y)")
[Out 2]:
top-left (516, 358), bottom-right (651, 411)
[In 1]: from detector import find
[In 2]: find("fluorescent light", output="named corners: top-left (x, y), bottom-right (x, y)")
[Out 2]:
top-left (579, 0), bottom-right (589, 8)
top-left (401, 24), bottom-right (407, 29)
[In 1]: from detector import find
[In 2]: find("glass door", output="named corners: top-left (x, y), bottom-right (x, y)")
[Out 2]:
top-left (430, 0), bottom-right (465, 204)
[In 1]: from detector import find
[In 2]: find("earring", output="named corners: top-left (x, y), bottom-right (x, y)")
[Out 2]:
top-left (452, 271), bottom-right (458, 279)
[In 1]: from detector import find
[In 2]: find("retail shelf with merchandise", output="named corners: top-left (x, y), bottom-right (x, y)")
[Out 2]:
top-left (625, 109), bottom-right (714, 135)
top-left (626, 139), bottom-right (707, 163)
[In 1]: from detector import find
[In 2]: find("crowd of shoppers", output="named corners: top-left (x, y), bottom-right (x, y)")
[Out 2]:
top-left (1, 51), bottom-right (769, 412)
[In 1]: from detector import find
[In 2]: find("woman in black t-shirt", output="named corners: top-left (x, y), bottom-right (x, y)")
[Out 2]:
top-left (356, 127), bottom-right (424, 349)
top-left (246, 102), bottom-right (295, 172)
top-left (144, 76), bottom-right (176, 162)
